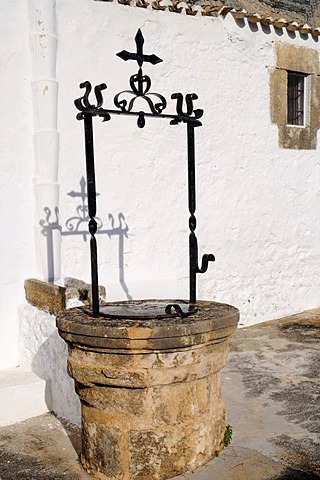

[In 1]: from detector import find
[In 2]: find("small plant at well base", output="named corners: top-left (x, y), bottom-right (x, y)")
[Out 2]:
top-left (214, 424), bottom-right (233, 458)
top-left (223, 424), bottom-right (233, 447)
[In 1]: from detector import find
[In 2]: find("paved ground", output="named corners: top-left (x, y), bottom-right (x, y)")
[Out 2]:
top-left (0, 309), bottom-right (319, 480)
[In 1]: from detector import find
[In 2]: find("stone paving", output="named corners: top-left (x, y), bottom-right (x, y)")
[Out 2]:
top-left (0, 309), bottom-right (319, 480)
top-left (174, 308), bottom-right (320, 480)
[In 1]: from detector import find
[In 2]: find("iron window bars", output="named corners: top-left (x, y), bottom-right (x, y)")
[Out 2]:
top-left (287, 71), bottom-right (306, 126)
top-left (74, 29), bottom-right (215, 318)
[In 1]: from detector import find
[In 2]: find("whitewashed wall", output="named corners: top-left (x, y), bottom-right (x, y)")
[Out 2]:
top-left (1, 0), bottom-right (320, 376)
top-left (57, 0), bottom-right (320, 327)
top-left (19, 303), bottom-right (80, 424)
top-left (0, 2), bottom-right (36, 369)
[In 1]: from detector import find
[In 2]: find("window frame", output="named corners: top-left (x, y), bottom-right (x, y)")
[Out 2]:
top-left (270, 43), bottom-right (320, 150)
top-left (287, 71), bottom-right (308, 127)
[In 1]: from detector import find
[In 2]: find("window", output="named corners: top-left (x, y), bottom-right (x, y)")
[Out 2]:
top-left (270, 43), bottom-right (320, 150)
top-left (287, 72), bottom-right (306, 126)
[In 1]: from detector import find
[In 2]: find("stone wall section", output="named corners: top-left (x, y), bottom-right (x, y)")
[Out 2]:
top-left (74, 344), bottom-right (227, 480)
top-left (270, 42), bottom-right (320, 149)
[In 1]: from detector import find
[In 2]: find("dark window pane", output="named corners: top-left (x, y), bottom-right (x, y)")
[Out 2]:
top-left (287, 72), bottom-right (305, 126)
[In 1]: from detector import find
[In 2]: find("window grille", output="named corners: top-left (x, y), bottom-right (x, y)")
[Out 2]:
top-left (287, 72), bottom-right (306, 126)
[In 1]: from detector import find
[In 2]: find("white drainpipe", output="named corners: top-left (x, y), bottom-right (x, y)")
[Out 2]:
top-left (29, 0), bottom-right (61, 283)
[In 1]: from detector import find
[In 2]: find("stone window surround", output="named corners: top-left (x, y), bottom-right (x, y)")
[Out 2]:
top-left (270, 42), bottom-right (320, 150)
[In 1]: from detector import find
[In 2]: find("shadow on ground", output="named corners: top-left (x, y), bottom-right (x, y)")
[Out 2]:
top-left (0, 415), bottom-right (89, 480)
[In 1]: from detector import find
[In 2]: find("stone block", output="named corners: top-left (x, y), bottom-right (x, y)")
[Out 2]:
top-left (275, 43), bottom-right (320, 75)
top-left (25, 278), bottom-right (66, 315)
top-left (81, 413), bottom-right (122, 478)
top-left (65, 286), bottom-right (79, 302)
top-left (151, 378), bottom-right (210, 425)
top-left (128, 420), bottom-right (225, 480)
top-left (67, 357), bottom-right (147, 388)
top-left (76, 383), bottom-right (149, 418)
top-left (64, 276), bottom-right (106, 305)
top-left (129, 430), bottom-right (178, 480)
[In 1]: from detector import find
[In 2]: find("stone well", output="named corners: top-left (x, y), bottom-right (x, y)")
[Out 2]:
top-left (57, 300), bottom-right (239, 480)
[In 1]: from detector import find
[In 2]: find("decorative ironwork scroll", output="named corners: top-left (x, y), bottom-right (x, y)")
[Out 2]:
top-left (74, 29), bottom-right (214, 317)
top-left (114, 29), bottom-right (167, 127)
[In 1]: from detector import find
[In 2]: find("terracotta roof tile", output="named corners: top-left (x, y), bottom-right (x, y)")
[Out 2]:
top-left (96, 0), bottom-right (320, 34)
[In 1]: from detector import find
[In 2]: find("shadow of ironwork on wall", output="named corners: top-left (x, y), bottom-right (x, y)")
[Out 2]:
top-left (40, 176), bottom-right (132, 300)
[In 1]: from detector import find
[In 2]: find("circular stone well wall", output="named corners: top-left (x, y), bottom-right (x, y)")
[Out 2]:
top-left (57, 300), bottom-right (239, 480)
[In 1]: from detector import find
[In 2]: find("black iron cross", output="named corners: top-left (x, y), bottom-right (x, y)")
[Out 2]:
top-left (116, 29), bottom-right (162, 67)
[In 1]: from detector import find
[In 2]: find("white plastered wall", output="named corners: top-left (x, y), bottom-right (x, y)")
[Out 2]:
top-left (0, 0), bottom-right (61, 370)
top-left (57, 0), bottom-right (320, 327)
top-left (0, 1), bottom-right (35, 369)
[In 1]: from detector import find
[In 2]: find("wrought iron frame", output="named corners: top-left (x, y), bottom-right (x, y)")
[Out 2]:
top-left (75, 29), bottom-right (214, 317)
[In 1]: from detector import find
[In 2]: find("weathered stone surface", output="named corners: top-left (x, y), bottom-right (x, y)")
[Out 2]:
top-left (67, 341), bottom-right (228, 388)
top-left (128, 419), bottom-right (226, 480)
top-left (75, 383), bottom-right (149, 418)
top-left (151, 376), bottom-right (214, 425)
top-left (270, 43), bottom-right (320, 150)
top-left (81, 409), bottom-right (122, 479)
top-left (64, 277), bottom-right (106, 305)
top-left (25, 278), bottom-right (66, 315)
top-left (212, 0), bottom-right (320, 25)
top-left (57, 300), bottom-right (239, 350)
top-left (57, 300), bottom-right (239, 480)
